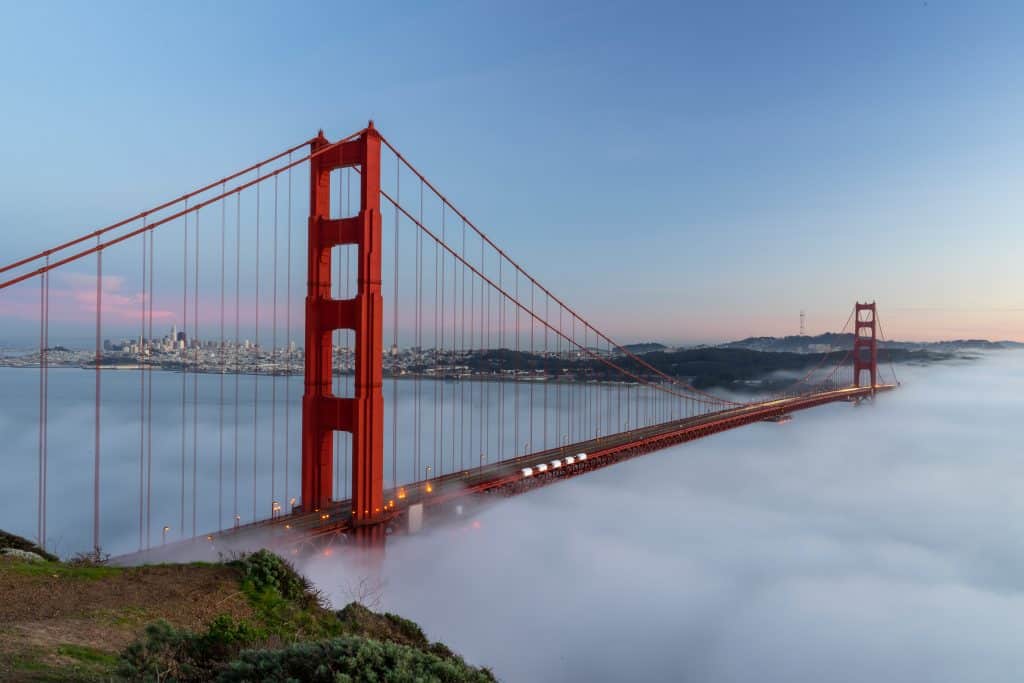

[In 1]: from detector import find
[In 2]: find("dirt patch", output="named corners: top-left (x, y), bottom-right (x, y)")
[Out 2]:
top-left (0, 557), bottom-right (253, 679)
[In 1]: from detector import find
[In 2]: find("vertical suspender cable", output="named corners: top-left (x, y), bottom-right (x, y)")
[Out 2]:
top-left (439, 204), bottom-right (446, 473)
top-left (497, 257), bottom-right (503, 460)
top-left (180, 201), bottom-right (188, 537)
top-left (468, 226), bottom-right (476, 470)
top-left (486, 250), bottom-right (492, 459)
top-left (219, 185), bottom-right (226, 529)
top-left (43, 258), bottom-right (49, 551)
top-left (253, 169), bottom-right (261, 521)
top-left (285, 156), bottom-right (292, 506)
top-left (529, 281), bottom-right (534, 455)
top-left (138, 221), bottom-right (146, 550)
top-left (37, 259), bottom-right (47, 550)
top-left (146, 225), bottom-right (154, 548)
top-left (543, 294), bottom-right (548, 450)
top-left (233, 193), bottom-right (241, 524)
top-left (514, 271), bottom-right (519, 457)
top-left (392, 159), bottom-right (399, 490)
top-left (415, 179), bottom-right (423, 481)
top-left (450, 214), bottom-right (457, 471)
top-left (94, 236), bottom-right (102, 555)
top-left (271, 175), bottom-right (279, 509)
top-left (433, 232), bottom-right (439, 475)
top-left (192, 209), bottom-right (200, 537)
top-left (460, 220), bottom-right (467, 471)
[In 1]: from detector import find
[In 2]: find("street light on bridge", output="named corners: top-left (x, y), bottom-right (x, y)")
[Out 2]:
top-left (161, 525), bottom-right (169, 546)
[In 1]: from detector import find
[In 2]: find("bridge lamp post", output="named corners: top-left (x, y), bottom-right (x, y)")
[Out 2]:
top-left (161, 526), bottom-right (169, 546)
top-left (271, 500), bottom-right (281, 519)
top-left (480, 453), bottom-right (486, 469)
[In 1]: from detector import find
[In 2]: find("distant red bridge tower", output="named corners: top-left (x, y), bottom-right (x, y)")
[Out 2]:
top-left (853, 302), bottom-right (878, 393)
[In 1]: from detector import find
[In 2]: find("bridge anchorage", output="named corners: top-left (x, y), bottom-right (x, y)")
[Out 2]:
top-left (0, 122), bottom-right (898, 565)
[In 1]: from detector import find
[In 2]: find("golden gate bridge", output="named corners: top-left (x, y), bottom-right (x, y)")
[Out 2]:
top-left (0, 123), bottom-right (896, 562)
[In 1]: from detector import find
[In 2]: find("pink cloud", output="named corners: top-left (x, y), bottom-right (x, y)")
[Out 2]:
top-left (0, 271), bottom-right (175, 326)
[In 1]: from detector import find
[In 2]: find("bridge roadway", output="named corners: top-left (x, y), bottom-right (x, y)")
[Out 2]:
top-left (114, 384), bottom-right (892, 563)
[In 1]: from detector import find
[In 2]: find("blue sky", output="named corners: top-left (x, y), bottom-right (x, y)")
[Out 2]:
top-left (1, 1), bottom-right (1022, 342)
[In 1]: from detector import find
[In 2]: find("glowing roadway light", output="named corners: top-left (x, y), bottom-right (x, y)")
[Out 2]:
top-left (397, 487), bottom-right (407, 500)
top-left (550, 459), bottom-right (562, 468)
top-left (161, 525), bottom-right (170, 546)
top-left (535, 463), bottom-right (548, 473)
top-left (425, 483), bottom-right (433, 493)
top-left (564, 456), bottom-right (575, 465)
top-left (577, 453), bottom-right (587, 461)
top-left (521, 467), bottom-right (534, 477)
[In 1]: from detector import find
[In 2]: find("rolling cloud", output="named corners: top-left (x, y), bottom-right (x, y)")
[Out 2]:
top-left (308, 352), bottom-right (1024, 682)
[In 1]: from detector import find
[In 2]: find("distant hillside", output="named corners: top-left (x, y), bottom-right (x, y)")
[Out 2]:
top-left (621, 342), bottom-right (667, 354)
top-left (719, 333), bottom-right (1022, 354)
top-left (466, 346), bottom-right (945, 392)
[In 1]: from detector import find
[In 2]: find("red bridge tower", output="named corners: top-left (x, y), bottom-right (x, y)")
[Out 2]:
top-left (302, 124), bottom-right (385, 545)
top-left (853, 301), bottom-right (878, 394)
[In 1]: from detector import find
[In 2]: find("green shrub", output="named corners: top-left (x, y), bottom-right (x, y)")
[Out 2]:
top-left (230, 549), bottom-right (319, 607)
top-left (217, 635), bottom-right (496, 683)
top-left (118, 615), bottom-right (264, 681)
top-left (0, 529), bottom-right (59, 561)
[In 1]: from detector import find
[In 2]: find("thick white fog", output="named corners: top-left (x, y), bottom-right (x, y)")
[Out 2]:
top-left (305, 352), bottom-right (1024, 682)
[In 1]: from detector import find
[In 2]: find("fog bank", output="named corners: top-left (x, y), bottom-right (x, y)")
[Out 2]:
top-left (309, 352), bottom-right (1024, 682)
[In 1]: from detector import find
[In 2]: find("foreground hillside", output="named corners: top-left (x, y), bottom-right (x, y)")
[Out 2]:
top-left (0, 532), bottom-right (494, 682)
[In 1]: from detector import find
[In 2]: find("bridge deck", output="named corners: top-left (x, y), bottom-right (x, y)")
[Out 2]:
top-left (113, 385), bottom-right (892, 564)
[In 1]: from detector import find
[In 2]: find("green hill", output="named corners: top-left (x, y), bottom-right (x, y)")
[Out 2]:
top-left (0, 531), bottom-right (494, 682)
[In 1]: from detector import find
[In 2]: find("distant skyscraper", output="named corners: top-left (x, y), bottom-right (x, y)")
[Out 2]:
top-left (171, 323), bottom-right (178, 341)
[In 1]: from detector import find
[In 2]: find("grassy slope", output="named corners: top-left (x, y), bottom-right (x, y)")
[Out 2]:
top-left (0, 536), bottom-right (493, 682)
